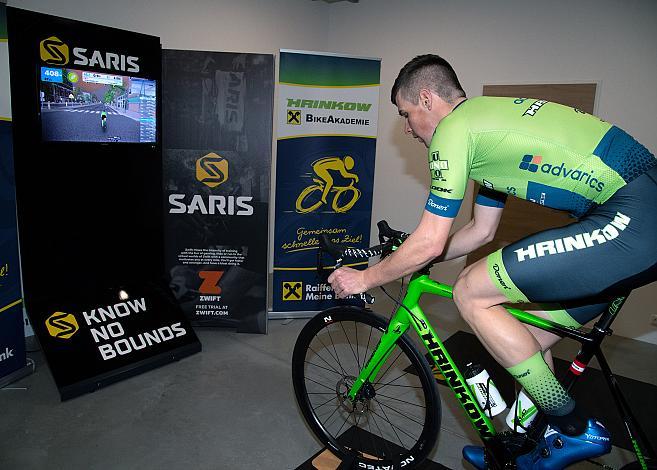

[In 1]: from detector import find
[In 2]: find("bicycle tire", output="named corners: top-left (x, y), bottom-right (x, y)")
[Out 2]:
top-left (292, 306), bottom-right (441, 469)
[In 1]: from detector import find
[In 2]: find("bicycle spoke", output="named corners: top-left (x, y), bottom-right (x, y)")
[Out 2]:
top-left (310, 394), bottom-right (339, 412)
top-left (366, 410), bottom-right (389, 460)
top-left (355, 321), bottom-right (360, 368)
top-left (370, 406), bottom-right (420, 446)
top-left (305, 359), bottom-right (344, 378)
top-left (375, 392), bottom-right (427, 410)
top-left (310, 336), bottom-right (346, 377)
top-left (339, 321), bottom-right (360, 367)
top-left (375, 398), bottom-right (426, 427)
top-left (373, 382), bottom-right (423, 390)
top-left (369, 407), bottom-right (400, 456)
top-left (320, 398), bottom-right (344, 431)
top-left (305, 375), bottom-right (338, 393)
top-left (326, 327), bottom-right (349, 377)
top-left (373, 370), bottom-right (416, 389)
top-left (374, 350), bottom-right (404, 387)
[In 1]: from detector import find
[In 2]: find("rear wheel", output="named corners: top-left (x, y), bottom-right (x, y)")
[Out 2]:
top-left (292, 306), bottom-right (441, 468)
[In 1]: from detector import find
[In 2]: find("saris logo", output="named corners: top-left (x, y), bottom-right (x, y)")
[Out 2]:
top-left (45, 312), bottom-right (79, 339)
top-left (168, 153), bottom-right (253, 216)
top-left (196, 153), bottom-right (228, 188)
top-left (39, 36), bottom-right (140, 73)
top-left (40, 36), bottom-right (69, 66)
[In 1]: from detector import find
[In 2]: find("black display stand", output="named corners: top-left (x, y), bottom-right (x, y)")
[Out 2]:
top-left (7, 7), bottom-right (200, 400)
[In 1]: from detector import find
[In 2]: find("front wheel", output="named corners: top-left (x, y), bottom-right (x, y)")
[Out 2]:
top-left (292, 307), bottom-right (441, 469)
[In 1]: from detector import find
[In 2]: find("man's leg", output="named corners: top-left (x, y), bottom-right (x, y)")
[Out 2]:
top-left (453, 260), bottom-right (581, 432)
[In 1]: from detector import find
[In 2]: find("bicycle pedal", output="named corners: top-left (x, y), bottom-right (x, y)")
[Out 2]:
top-left (497, 431), bottom-right (537, 463)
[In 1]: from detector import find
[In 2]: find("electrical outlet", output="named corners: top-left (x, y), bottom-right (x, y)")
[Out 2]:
top-left (650, 314), bottom-right (657, 327)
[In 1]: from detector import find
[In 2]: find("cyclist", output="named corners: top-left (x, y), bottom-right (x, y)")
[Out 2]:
top-left (101, 110), bottom-right (107, 129)
top-left (328, 54), bottom-right (657, 468)
top-left (311, 155), bottom-right (359, 204)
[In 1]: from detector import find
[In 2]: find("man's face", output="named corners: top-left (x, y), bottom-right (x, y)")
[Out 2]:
top-left (395, 93), bottom-right (436, 148)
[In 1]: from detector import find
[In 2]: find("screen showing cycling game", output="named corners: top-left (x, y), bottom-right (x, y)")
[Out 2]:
top-left (40, 67), bottom-right (157, 143)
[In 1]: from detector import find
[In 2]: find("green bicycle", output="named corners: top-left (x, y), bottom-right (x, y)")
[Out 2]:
top-left (291, 220), bottom-right (655, 469)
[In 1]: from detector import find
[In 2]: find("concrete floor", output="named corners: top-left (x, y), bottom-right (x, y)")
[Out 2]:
top-left (1, 289), bottom-right (656, 469)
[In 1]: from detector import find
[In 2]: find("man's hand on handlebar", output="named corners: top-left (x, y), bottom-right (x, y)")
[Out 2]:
top-left (321, 220), bottom-right (409, 301)
top-left (328, 266), bottom-right (370, 299)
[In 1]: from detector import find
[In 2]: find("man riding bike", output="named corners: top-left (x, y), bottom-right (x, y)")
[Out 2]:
top-left (101, 110), bottom-right (107, 130)
top-left (328, 54), bottom-right (657, 468)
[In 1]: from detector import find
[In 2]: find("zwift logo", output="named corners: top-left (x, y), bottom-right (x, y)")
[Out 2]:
top-left (40, 36), bottom-right (69, 65)
top-left (519, 155), bottom-right (604, 192)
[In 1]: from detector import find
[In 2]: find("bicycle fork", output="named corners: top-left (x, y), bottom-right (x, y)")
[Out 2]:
top-left (347, 290), bottom-right (498, 445)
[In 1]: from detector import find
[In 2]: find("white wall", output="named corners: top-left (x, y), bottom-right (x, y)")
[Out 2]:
top-left (8, 0), bottom-right (329, 52)
top-left (8, 0), bottom-right (657, 343)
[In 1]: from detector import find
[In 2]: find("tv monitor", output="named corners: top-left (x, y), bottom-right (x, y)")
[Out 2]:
top-left (39, 67), bottom-right (157, 143)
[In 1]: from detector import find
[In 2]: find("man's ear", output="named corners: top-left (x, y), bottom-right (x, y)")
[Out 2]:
top-left (419, 89), bottom-right (432, 110)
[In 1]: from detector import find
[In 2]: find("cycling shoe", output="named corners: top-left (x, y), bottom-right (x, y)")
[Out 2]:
top-left (462, 445), bottom-right (486, 470)
top-left (515, 419), bottom-right (612, 469)
top-left (463, 419), bottom-right (611, 469)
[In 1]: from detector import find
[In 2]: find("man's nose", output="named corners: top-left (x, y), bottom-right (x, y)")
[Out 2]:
top-left (404, 119), bottom-right (412, 134)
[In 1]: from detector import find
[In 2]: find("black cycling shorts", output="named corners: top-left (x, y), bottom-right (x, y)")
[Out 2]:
top-left (487, 165), bottom-right (657, 326)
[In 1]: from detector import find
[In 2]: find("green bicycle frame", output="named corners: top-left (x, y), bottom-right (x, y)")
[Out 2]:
top-left (347, 272), bottom-right (580, 442)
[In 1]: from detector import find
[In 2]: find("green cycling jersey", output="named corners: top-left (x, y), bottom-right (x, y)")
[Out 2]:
top-left (424, 96), bottom-right (652, 218)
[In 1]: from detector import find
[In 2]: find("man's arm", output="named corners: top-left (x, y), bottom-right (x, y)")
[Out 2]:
top-left (328, 210), bottom-right (453, 297)
top-left (437, 203), bottom-right (504, 262)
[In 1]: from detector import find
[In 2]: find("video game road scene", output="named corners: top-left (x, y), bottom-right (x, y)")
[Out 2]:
top-left (40, 67), bottom-right (156, 143)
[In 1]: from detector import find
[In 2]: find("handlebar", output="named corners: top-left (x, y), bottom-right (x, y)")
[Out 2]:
top-left (317, 220), bottom-right (409, 304)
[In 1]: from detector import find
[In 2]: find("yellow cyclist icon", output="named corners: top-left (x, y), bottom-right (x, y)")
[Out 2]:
top-left (295, 156), bottom-right (361, 213)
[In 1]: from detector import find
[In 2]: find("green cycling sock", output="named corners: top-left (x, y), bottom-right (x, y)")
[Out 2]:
top-left (506, 351), bottom-right (574, 416)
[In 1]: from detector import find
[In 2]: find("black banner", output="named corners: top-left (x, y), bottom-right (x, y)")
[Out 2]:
top-left (7, 8), bottom-right (200, 399)
top-left (162, 50), bottom-right (273, 333)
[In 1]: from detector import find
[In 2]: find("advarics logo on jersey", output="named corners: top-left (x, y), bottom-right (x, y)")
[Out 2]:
top-left (519, 155), bottom-right (542, 173)
top-left (519, 155), bottom-right (604, 192)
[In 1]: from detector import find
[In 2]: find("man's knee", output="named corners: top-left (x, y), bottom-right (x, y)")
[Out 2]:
top-left (453, 269), bottom-right (476, 321)
top-left (453, 265), bottom-right (499, 324)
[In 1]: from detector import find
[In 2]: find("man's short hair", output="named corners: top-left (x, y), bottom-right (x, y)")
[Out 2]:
top-left (391, 54), bottom-right (466, 106)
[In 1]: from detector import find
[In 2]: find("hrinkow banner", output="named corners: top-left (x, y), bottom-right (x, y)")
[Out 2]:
top-left (272, 50), bottom-right (380, 314)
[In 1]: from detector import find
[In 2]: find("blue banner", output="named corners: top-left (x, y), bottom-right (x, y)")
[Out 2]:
top-left (272, 50), bottom-right (380, 313)
top-left (1, 2), bottom-right (27, 380)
